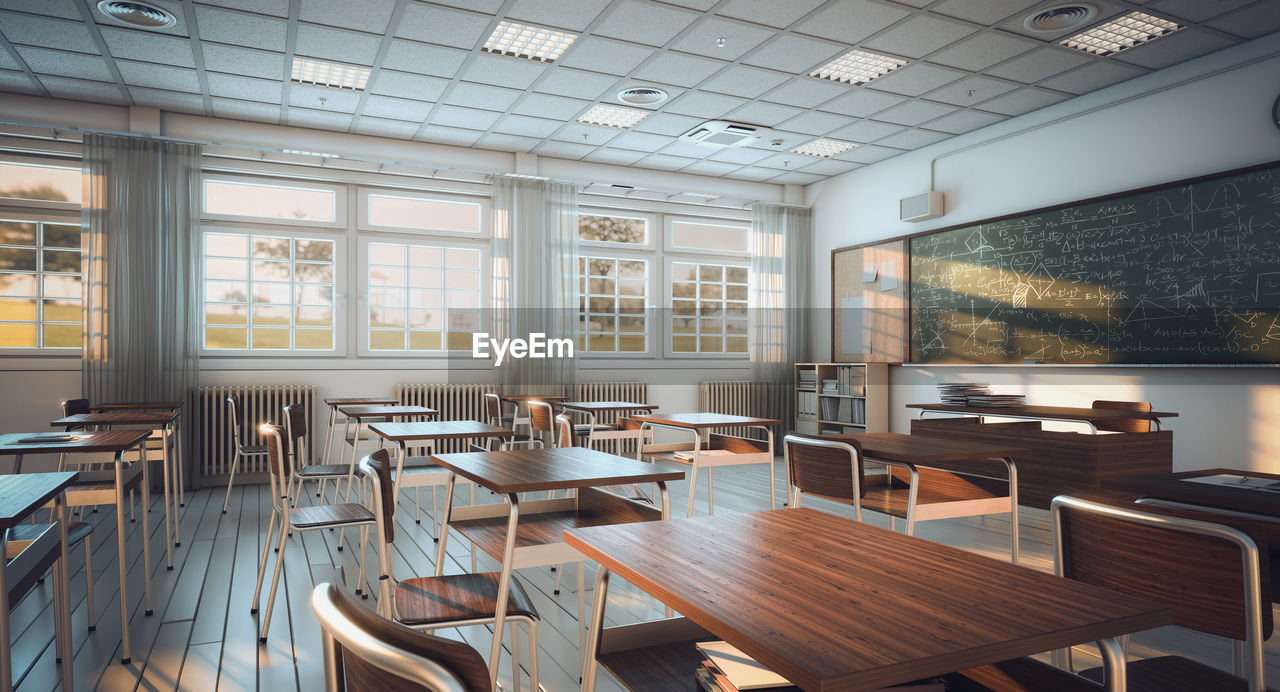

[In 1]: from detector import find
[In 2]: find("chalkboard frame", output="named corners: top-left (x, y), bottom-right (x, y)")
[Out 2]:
top-left (830, 158), bottom-right (1280, 366)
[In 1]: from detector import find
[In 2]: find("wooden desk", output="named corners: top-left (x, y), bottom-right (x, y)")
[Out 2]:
top-left (559, 401), bottom-right (657, 453)
top-left (333, 405), bottom-right (436, 505)
top-left (0, 472), bottom-right (77, 692)
top-left (320, 396), bottom-right (399, 466)
top-left (89, 401), bottom-right (187, 507)
top-left (0, 431), bottom-right (152, 664)
top-left (432, 446), bottom-right (683, 684)
top-left (568, 508), bottom-right (1169, 692)
top-left (907, 403), bottom-right (1178, 433)
top-left (634, 413), bottom-right (779, 517)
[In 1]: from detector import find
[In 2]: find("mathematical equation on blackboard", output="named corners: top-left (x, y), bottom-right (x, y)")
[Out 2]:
top-left (909, 166), bottom-right (1280, 363)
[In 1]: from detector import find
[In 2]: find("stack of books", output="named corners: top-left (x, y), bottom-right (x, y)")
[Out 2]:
top-left (967, 393), bottom-right (1026, 407)
top-left (937, 382), bottom-right (989, 404)
top-left (798, 370), bottom-right (817, 389)
top-left (695, 641), bottom-right (944, 692)
top-left (821, 379), bottom-right (839, 394)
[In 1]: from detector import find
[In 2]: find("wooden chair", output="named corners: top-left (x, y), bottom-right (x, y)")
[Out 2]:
top-left (484, 392), bottom-right (516, 430)
top-left (1091, 400), bottom-right (1154, 432)
top-left (252, 423), bottom-right (376, 643)
top-left (525, 400), bottom-right (555, 449)
top-left (222, 395), bottom-right (269, 513)
top-left (359, 449), bottom-right (539, 692)
top-left (284, 403), bottom-right (350, 506)
top-left (311, 581), bottom-right (491, 692)
top-left (946, 494), bottom-right (1274, 692)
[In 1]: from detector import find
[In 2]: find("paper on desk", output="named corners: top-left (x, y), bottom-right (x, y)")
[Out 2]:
top-left (880, 260), bottom-right (898, 291)
top-left (840, 296), bottom-right (868, 354)
top-left (1182, 474), bottom-right (1280, 493)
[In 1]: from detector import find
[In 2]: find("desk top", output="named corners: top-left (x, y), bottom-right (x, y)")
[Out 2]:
top-left (0, 430), bottom-right (151, 455)
top-left (632, 412), bottom-right (781, 429)
top-left (90, 400), bottom-right (184, 412)
top-left (433, 446), bottom-right (684, 495)
top-left (369, 420), bottom-right (514, 443)
top-left (324, 396), bottom-right (399, 407)
top-left (815, 432), bottom-right (1030, 464)
top-left (337, 405), bottom-right (437, 419)
top-left (1108, 468), bottom-right (1280, 521)
top-left (566, 508), bottom-right (1168, 692)
top-left (53, 411), bottom-right (179, 427)
top-left (907, 403), bottom-right (1178, 423)
top-left (0, 472), bottom-right (78, 530)
top-left (498, 394), bottom-right (567, 402)
top-left (558, 401), bottom-right (657, 413)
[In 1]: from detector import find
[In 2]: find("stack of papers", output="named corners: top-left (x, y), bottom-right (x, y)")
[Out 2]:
top-left (937, 382), bottom-right (989, 405)
top-left (966, 394), bottom-right (1026, 407)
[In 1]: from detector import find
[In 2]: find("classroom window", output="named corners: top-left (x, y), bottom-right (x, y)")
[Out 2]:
top-left (0, 218), bottom-right (82, 349)
top-left (669, 219), bottom-right (749, 254)
top-left (204, 178), bottom-right (338, 223)
top-left (0, 162), bottom-right (82, 205)
top-left (366, 241), bottom-right (482, 352)
top-left (670, 261), bottom-right (748, 354)
top-left (580, 213), bottom-right (648, 245)
top-left (202, 232), bottom-right (336, 351)
top-left (578, 256), bottom-right (648, 353)
top-left (364, 192), bottom-right (483, 234)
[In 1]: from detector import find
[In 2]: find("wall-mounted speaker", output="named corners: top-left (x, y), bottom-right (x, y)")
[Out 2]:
top-left (900, 191), bottom-right (945, 222)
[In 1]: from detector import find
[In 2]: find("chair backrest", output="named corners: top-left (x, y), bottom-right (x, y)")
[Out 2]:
top-left (1091, 399), bottom-right (1152, 432)
top-left (61, 398), bottom-right (89, 416)
top-left (284, 403), bottom-right (308, 469)
top-left (528, 400), bottom-right (554, 443)
top-left (483, 392), bottom-right (503, 425)
top-left (555, 413), bottom-right (575, 448)
top-left (311, 582), bottom-right (490, 692)
top-left (260, 422), bottom-right (290, 512)
top-left (227, 395), bottom-right (245, 445)
top-left (360, 450), bottom-right (396, 546)
top-left (782, 434), bottom-right (865, 511)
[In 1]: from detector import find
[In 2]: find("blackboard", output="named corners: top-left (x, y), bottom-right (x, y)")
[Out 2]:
top-left (910, 161), bottom-right (1280, 364)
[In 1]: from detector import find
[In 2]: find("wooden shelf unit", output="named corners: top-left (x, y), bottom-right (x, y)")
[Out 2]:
top-left (793, 362), bottom-right (888, 435)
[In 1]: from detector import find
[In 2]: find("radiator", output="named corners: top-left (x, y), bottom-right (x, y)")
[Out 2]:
top-left (396, 383), bottom-right (495, 454)
top-left (699, 380), bottom-right (786, 439)
top-left (196, 384), bottom-right (315, 484)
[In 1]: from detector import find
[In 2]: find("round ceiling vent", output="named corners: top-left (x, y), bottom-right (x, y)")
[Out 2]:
top-left (96, 0), bottom-right (177, 29)
top-left (617, 87), bottom-right (669, 106)
top-left (1022, 4), bottom-right (1098, 34)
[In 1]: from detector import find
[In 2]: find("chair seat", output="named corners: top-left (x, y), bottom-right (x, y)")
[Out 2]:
top-left (238, 444), bottom-right (269, 455)
top-left (394, 572), bottom-right (538, 626)
top-left (944, 657), bottom-right (1099, 691)
top-left (9, 521), bottom-right (92, 548)
top-left (289, 503), bottom-right (375, 529)
top-left (1079, 655), bottom-right (1276, 692)
top-left (297, 464), bottom-right (350, 478)
top-left (392, 456), bottom-right (445, 476)
top-left (859, 469), bottom-right (1009, 519)
top-left (574, 424), bottom-right (617, 435)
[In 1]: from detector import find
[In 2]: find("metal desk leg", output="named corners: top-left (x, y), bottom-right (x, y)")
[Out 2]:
top-left (175, 413), bottom-right (185, 508)
top-left (160, 423), bottom-right (175, 577)
top-left (433, 473), bottom-right (457, 577)
top-left (581, 566), bottom-right (611, 692)
top-left (114, 450), bottom-right (132, 664)
top-left (0, 528), bottom-right (10, 692)
top-left (54, 494), bottom-right (73, 691)
top-left (686, 429), bottom-right (703, 518)
top-left (1098, 636), bottom-right (1127, 692)
top-left (488, 494), bottom-right (521, 688)
top-left (763, 426), bottom-right (776, 511)
top-left (1004, 456), bottom-right (1020, 565)
top-left (168, 422), bottom-right (180, 549)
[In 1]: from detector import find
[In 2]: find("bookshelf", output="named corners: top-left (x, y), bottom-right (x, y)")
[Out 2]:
top-left (794, 362), bottom-right (888, 434)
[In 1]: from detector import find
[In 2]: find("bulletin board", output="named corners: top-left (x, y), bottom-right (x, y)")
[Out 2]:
top-left (831, 238), bottom-right (908, 363)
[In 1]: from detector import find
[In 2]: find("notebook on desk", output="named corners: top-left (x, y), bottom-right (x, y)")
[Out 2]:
top-left (1182, 474), bottom-right (1280, 494)
top-left (674, 449), bottom-right (737, 461)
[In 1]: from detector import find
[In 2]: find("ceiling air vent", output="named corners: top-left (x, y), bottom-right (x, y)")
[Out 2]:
top-left (617, 87), bottom-right (669, 106)
top-left (96, 0), bottom-right (177, 28)
top-left (1022, 4), bottom-right (1098, 35)
top-left (680, 121), bottom-right (771, 148)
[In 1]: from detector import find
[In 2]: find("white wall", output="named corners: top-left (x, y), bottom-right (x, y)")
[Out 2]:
top-left (808, 33), bottom-right (1280, 472)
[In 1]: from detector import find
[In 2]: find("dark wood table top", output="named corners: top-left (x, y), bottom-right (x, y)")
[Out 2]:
top-left (90, 400), bottom-right (184, 412)
top-left (432, 446), bottom-right (684, 495)
top-left (632, 412), bottom-right (781, 429)
top-left (907, 403), bottom-right (1178, 423)
top-left (324, 396), bottom-right (400, 407)
top-left (815, 432), bottom-right (1030, 464)
top-left (0, 430), bottom-right (151, 455)
top-left (497, 394), bottom-right (568, 402)
top-left (53, 411), bottom-right (179, 427)
top-left (337, 405), bottom-right (437, 419)
top-left (369, 420), bottom-right (515, 443)
top-left (559, 401), bottom-right (657, 413)
top-left (1107, 468), bottom-right (1280, 520)
top-left (566, 508), bottom-right (1169, 692)
top-left (0, 472), bottom-right (78, 530)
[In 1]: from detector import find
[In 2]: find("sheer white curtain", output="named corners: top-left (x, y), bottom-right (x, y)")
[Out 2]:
top-left (749, 203), bottom-right (813, 429)
top-left (82, 134), bottom-right (201, 409)
top-left (490, 176), bottom-right (579, 393)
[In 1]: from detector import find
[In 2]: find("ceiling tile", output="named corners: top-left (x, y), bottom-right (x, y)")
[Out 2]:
top-left (417, 0), bottom-right (504, 14)
top-left (290, 85), bottom-right (361, 112)
top-left (356, 116), bottom-right (422, 138)
top-left (874, 128), bottom-right (950, 150)
top-left (211, 97), bottom-right (281, 122)
top-left (506, 0), bottom-right (614, 32)
top-left (493, 114), bottom-right (562, 138)
top-left (768, 171), bottom-right (824, 185)
top-left (207, 73), bottom-right (282, 103)
top-left (194, 0), bottom-right (289, 16)
top-left (200, 44), bottom-right (284, 80)
top-left (921, 108), bottom-right (1008, 134)
top-left (657, 0), bottom-right (718, 10)
top-left (631, 53), bottom-right (726, 88)
top-left (609, 130), bottom-right (673, 152)
top-left (863, 14), bottom-right (978, 59)
top-left (741, 34), bottom-right (845, 74)
top-left (287, 108), bottom-right (353, 131)
top-left (362, 95), bottom-right (433, 121)
top-left (759, 76), bottom-right (847, 108)
top-left (633, 112), bottom-right (704, 135)
top-left (0, 12), bottom-right (99, 53)
top-left (793, 0), bottom-right (911, 44)
top-left (725, 166), bottom-right (780, 181)
top-left (976, 86), bottom-right (1070, 116)
top-left (716, 0), bottom-right (825, 29)
top-left (37, 75), bottom-right (126, 105)
top-left (658, 140), bottom-right (718, 158)
top-left (128, 87), bottom-right (204, 113)
top-left (797, 158), bottom-right (863, 176)
top-left (700, 65), bottom-right (789, 99)
top-left (584, 148), bottom-right (646, 165)
top-left (294, 25), bottom-right (382, 65)
top-left (433, 105), bottom-right (502, 129)
top-left (193, 6), bottom-right (287, 52)
top-left (1147, 0), bottom-right (1255, 22)
top-left (828, 119), bottom-right (905, 143)
top-left (115, 60), bottom-right (200, 92)
top-left (558, 37), bottom-right (654, 76)
top-left (533, 140), bottom-right (596, 158)
top-left (755, 152), bottom-right (809, 170)
top-left (864, 63), bottom-right (968, 97)
top-left (874, 99), bottom-right (958, 126)
top-left (778, 111), bottom-right (847, 135)
top-left (14, 46), bottom-right (113, 81)
top-left (476, 132), bottom-right (542, 152)
top-left (594, 1), bottom-right (699, 46)
top-left (929, 31), bottom-right (1037, 71)
top-left (925, 75), bottom-right (1019, 106)
top-left (555, 123), bottom-right (623, 146)
top-left (382, 40), bottom-right (468, 78)
top-left (725, 101), bottom-right (805, 127)
top-left (513, 93), bottom-right (593, 120)
top-left (930, 0), bottom-right (1042, 25)
top-left (817, 88), bottom-right (907, 117)
top-left (0, 0), bottom-right (80, 20)
top-left (534, 67), bottom-right (619, 99)
top-left (447, 82), bottom-right (523, 111)
top-left (844, 143), bottom-right (901, 163)
top-left (100, 28), bottom-right (196, 68)
top-left (665, 90), bottom-right (749, 119)
top-left (1208, 2), bottom-right (1280, 38)
top-left (101, 0), bottom-right (192, 37)
top-left (395, 4), bottom-right (491, 50)
top-left (0, 70), bottom-right (41, 95)
top-left (461, 54), bottom-right (548, 90)
top-left (1112, 29), bottom-right (1235, 71)
top-left (670, 17), bottom-right (775, 60)
top-left (637, 153), bottom-right (700, 171)
top-left (680, 160), bottom-right (741, 176)
top-left (984, 46), bottom-right (1090, 84)
top-left (0, 49), bottom-right (17, 71)
top-left (370, 70), bottom-right (449, 102)
top-left (300, 0), bottom-right (398, 34)
top-left (707, 146), bottom-right (773, 165)
top-left (1038, 61), bottom-right (1145, 94)
top-left (418, 126), bottom-right (484, 147)
top-left (744, 130), bottom-right (810, 151)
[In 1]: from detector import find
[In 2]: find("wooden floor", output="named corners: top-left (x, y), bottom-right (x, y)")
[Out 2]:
top-left (7, 458), bottom-right (1279, 691)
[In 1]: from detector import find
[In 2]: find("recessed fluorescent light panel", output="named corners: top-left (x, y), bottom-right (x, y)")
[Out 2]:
top-left (809, 49), bottom-right (907, 86)
top-left (1060, 11), bottom-right (1182, 56)
top-left (790, 138), bottom-right (857, 158)
top-left (290, 57), bottom-right (371, 91)
top-left (483, 21), bottom-right (578, 63)
top-left (577, 104), bottom-right (649, 129)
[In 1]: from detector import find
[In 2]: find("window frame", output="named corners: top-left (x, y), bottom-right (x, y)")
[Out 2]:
top-left (663, 256), bottom-right (750, 360)
top-left (577, 247), bottom-right (655, 358)
top-left (0, 209), bottom-right (84, 355)
top-left (357, 186), bottom-right (490, 239)
top-left (201, 174), bottom-right (348, 229)
top-left (663, 216), bottom-right (751, 258)
top-left (0, 154), bottom-right (82, 212)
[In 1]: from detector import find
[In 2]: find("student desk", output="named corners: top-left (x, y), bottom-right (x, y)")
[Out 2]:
top-left (907, 402), bottom-right (1178, 433)
top-left (557, 401), bottom-right (656, 453)
top-left (319, 396), bottom-right (399, 466)
top-left (89, 401), bottom-right (186, 506)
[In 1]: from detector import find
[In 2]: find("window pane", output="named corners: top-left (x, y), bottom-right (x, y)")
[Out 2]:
top-left (0, 322), bottom-right (37, 347)
top-left (296, 239), bottom-right (334, 262)
top-left (0, 162), bottom-right (81, 204)
top-left (205, 180), bottom-right (336, 222)
top-left (0, 221), bottom-right (36, 245)
top-left (367, 194), bottom-right (482, 233)
top-left (43, 323), bottom-right (79, 347)
top-left (370, 244), bottom-right (404, 265)
top-left (668, 261), bottom-right (748, 355)
top-left (252, 327), bottom-right (291, 349)
top-left (671, 220), bottom-right (748, 253)
top-left (295, 329), bottom-right (332, 350)
top-left (253, 260), bottom-right (291, 281)
top-left (580, 214), bottom-right (646, 244)
top-left (446, 249), bottom-right (479, 269)
top-left (205, 327), bottom-right (247, 349)
top-left (0, 248), bottom-right (37, 271)
top-left (296, 262), bottom-right (333, 283)
top-left (206, 258), bottom-right (248, 281)
top-left (409, 330), bottom-right (442, 350)
top-left (206, 281), bottom-right (248, 303)
top-left (252, 237), bottom-right (290, 259)
top-left (206, 304), bottom-right (247, 326)
top-left (577, 255), bottom-right (648, 353)
top-left (296, 307), bottom-right (332, 327)
top-left (43, 275), bottom-right (79, 299)
top-left (367, 241), bottom-right (483, 351)
top-left (206, 233), bottom-right (247, 257)
top-left (252, 305), bottom-right (290, 325)
top-left (370, 329), bottom-right (405, 350)
top-left (0, 273), bottom-right (37, 296)
top-left (0, 297), bottom-right (37, 321)
top-left (43, 224), bottom-right (80, 248)
top-left (43, 299), bottom-right (80, 322)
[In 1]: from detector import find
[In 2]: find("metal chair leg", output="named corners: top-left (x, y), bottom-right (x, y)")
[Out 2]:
top-left (250, 512), bottom-right (277, 614)
top-left (84, 535), bottom-right (95, 631)
top-left (222, 449), bottom-right (241, 513)
top-left (258, 515), bottom-right (290, 642)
